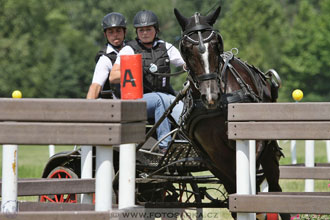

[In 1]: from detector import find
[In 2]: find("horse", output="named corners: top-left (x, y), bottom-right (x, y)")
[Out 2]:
top-left (174, 7), bottom-right (290, 220)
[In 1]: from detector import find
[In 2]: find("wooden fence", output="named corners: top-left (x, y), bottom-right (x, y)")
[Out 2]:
top-left (0, 98), bottom-right (146, 219)
top-left (227, 103), bottom-right (330, 218)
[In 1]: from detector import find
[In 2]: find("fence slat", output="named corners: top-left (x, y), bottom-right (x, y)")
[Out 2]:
top-left (0, 98), bottom-right (146, 122)
top-left (228, 121), bottom-right (330, 140)
top-left (0, 122), bottom-right (144, 145)
top-left (17, 202), bottom-right (95, 212)
top-left (280, 166), bottom-right (330, 179)
top-left (228, 102), bottom-right (330, 121)
top-left (0, 179), bottom-right (95, 196)
top-left (0, 210), bottom-right (122, 220)
top-left (229, 194), bottom-right (330, 214)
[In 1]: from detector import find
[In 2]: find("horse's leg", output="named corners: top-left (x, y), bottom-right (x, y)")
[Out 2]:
top-left (259, 140), bottom-right (291, 220)
top-left (194, 118), bottom-right (237, 185)
top-left (193, 118), bottom-right (237, 218)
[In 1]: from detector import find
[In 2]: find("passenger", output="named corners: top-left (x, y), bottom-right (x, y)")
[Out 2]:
top-left (110, 10), bottom-right (185, 153)
top-left (87, 12), bottom-right (127, 99)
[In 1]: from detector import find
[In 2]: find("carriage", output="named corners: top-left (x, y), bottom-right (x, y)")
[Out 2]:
top-left (39, 6), bottom-right (289, 220)
top-left (39, 81), bottom-right (229, 214)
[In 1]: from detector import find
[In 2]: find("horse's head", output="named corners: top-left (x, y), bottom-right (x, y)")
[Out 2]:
top-left (175, 7), bottom-right (223, 109)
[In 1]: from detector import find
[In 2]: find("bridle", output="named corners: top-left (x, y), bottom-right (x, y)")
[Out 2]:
top-left (180, 12), bottom-right (222, 89)
top-left (179, 13), bottom-right (263, 108)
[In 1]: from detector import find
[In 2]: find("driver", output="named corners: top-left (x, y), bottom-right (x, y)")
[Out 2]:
top-left (110, 10), bottom-right (185, 153)
top-left (87, 12), bottom-right (127, 99)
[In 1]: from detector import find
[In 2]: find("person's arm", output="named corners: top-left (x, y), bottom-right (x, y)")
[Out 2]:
top-left (109, 64), bottom-right (121, 83)
top-left (87, 55), bottom-right (113, 99)
top-left (109, 45), bottom-right (135, 84)
top-left (166, 42), bottom-right (185, 67)
top-left (86, 83), bottom-right (102, 99)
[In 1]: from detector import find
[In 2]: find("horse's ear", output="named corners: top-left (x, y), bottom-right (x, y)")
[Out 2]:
top-left (174, 8), bottom-right (188, 30)
top-left (205, 6), bottom-right (221, 26)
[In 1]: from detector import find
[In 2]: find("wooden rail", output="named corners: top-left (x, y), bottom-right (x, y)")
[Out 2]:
top-left (280, 164), bottom-right (330, 179)
top-left (0, 98), bottom-right (146, 145)
top-left (0, 179), bottom-right (95, 196)
top-left (227, 103), bottom-right (330, 217)
top-left (0, 98), bottom-right (146, 215)
top-left (0, 211), bottom-right (124, 220)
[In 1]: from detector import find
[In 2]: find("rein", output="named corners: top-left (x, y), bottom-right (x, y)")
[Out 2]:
top-left (218, 52), bottom-right (264, 105)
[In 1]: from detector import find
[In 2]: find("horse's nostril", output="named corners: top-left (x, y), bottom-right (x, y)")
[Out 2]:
top-left (217, 93), bottom-right (221, 100)
top-left (201, 94), bottom-right (207, 102)
top-left (212, 93), bottom-right (219, 101)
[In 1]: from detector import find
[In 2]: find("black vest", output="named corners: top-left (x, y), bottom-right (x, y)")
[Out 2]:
top-left (95, 44), bottom-right (121, 98)
top-left (126, 39), bottom-right (175, 95)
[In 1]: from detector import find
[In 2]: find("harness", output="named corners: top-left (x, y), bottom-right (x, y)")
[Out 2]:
top-left (127, 40), bottom-right (175, 95)
top-left (177, 11), bottom-right (284, 179)
top-left (220, 50), bottom-right (263, 106)
top-left (181, 49), bottom-right (275, 138)
top-left (95, 44), bottom-right (121, 98)
top-left (179, 12), bottom-right (280, 143)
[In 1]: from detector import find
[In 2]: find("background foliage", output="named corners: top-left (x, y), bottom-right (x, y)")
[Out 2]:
top-left (1, 0), bottom-right (329, 101)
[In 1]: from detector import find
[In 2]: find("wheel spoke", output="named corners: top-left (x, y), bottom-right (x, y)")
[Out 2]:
top-left (54, 195), bottom-right (59, 202)
top-left (186, 193), bottom-right (194, 202)
top-left (41, 195), bottom-right (55, 203)
top-left (59, 194), bottom-right (64, 203)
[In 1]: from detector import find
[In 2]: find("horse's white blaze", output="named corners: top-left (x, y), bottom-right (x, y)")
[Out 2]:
top-left (201, 43), bottom-right (210, 74)
top-left (207, 86), bottom-right (214, 104)
top-left (200, 43), bottom-right (213, 103)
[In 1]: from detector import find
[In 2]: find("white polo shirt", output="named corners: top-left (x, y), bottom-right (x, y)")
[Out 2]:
top-left (91, 44), bottom-right (118, 87)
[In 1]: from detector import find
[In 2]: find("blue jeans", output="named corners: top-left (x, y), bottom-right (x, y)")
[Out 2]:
top-left (142, 92), bottom-right (183, 149)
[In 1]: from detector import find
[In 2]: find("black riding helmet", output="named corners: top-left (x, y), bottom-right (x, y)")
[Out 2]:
top-left (133, 10), bottom-right (159, 31)
top-left (102, 12), bottom-right (126, 31)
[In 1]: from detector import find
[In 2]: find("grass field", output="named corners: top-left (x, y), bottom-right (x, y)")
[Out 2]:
top-left (0, 145), bottom-right (76, 178)
top-left (0, 141), bottom-right (329, 219)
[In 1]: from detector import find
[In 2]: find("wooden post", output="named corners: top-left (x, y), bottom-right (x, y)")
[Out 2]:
top-left (290, 140), bottom-right (297, 164)
top-left (236, 140), bottom-right (255, 220)
top-left (81, 145), bottom-right (93, 204)
top-left (95, 146), bottom-right (114, 211)
top-left (1, 144), bottom-right (18, 214)
top-left (305, 140), bottom-right (314, 192)
top-left (119, 143), bottom-right (136, 209)
top-left (326, 140), bottom-right (330, 163)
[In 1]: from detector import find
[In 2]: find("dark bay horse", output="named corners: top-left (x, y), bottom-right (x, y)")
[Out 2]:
top-left (174, 7), bottom-right (290, 219)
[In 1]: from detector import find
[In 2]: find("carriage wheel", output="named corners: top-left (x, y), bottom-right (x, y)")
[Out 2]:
top-left (174, 181), bottom-right (203, 220)
top-left (39, 166), bottom-right (79, 203)
top-left (136, 180), bottom-right (203, 219)
top-left (161, 176), bottom-right (203, 220)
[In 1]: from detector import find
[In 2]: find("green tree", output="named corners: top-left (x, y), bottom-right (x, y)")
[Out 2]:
top-left (217, 0), bottom-right (286, 71)
top-left (280, 0), bottom-right (330, 101)
top-left (1, 0), bottom-right (327, 101)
